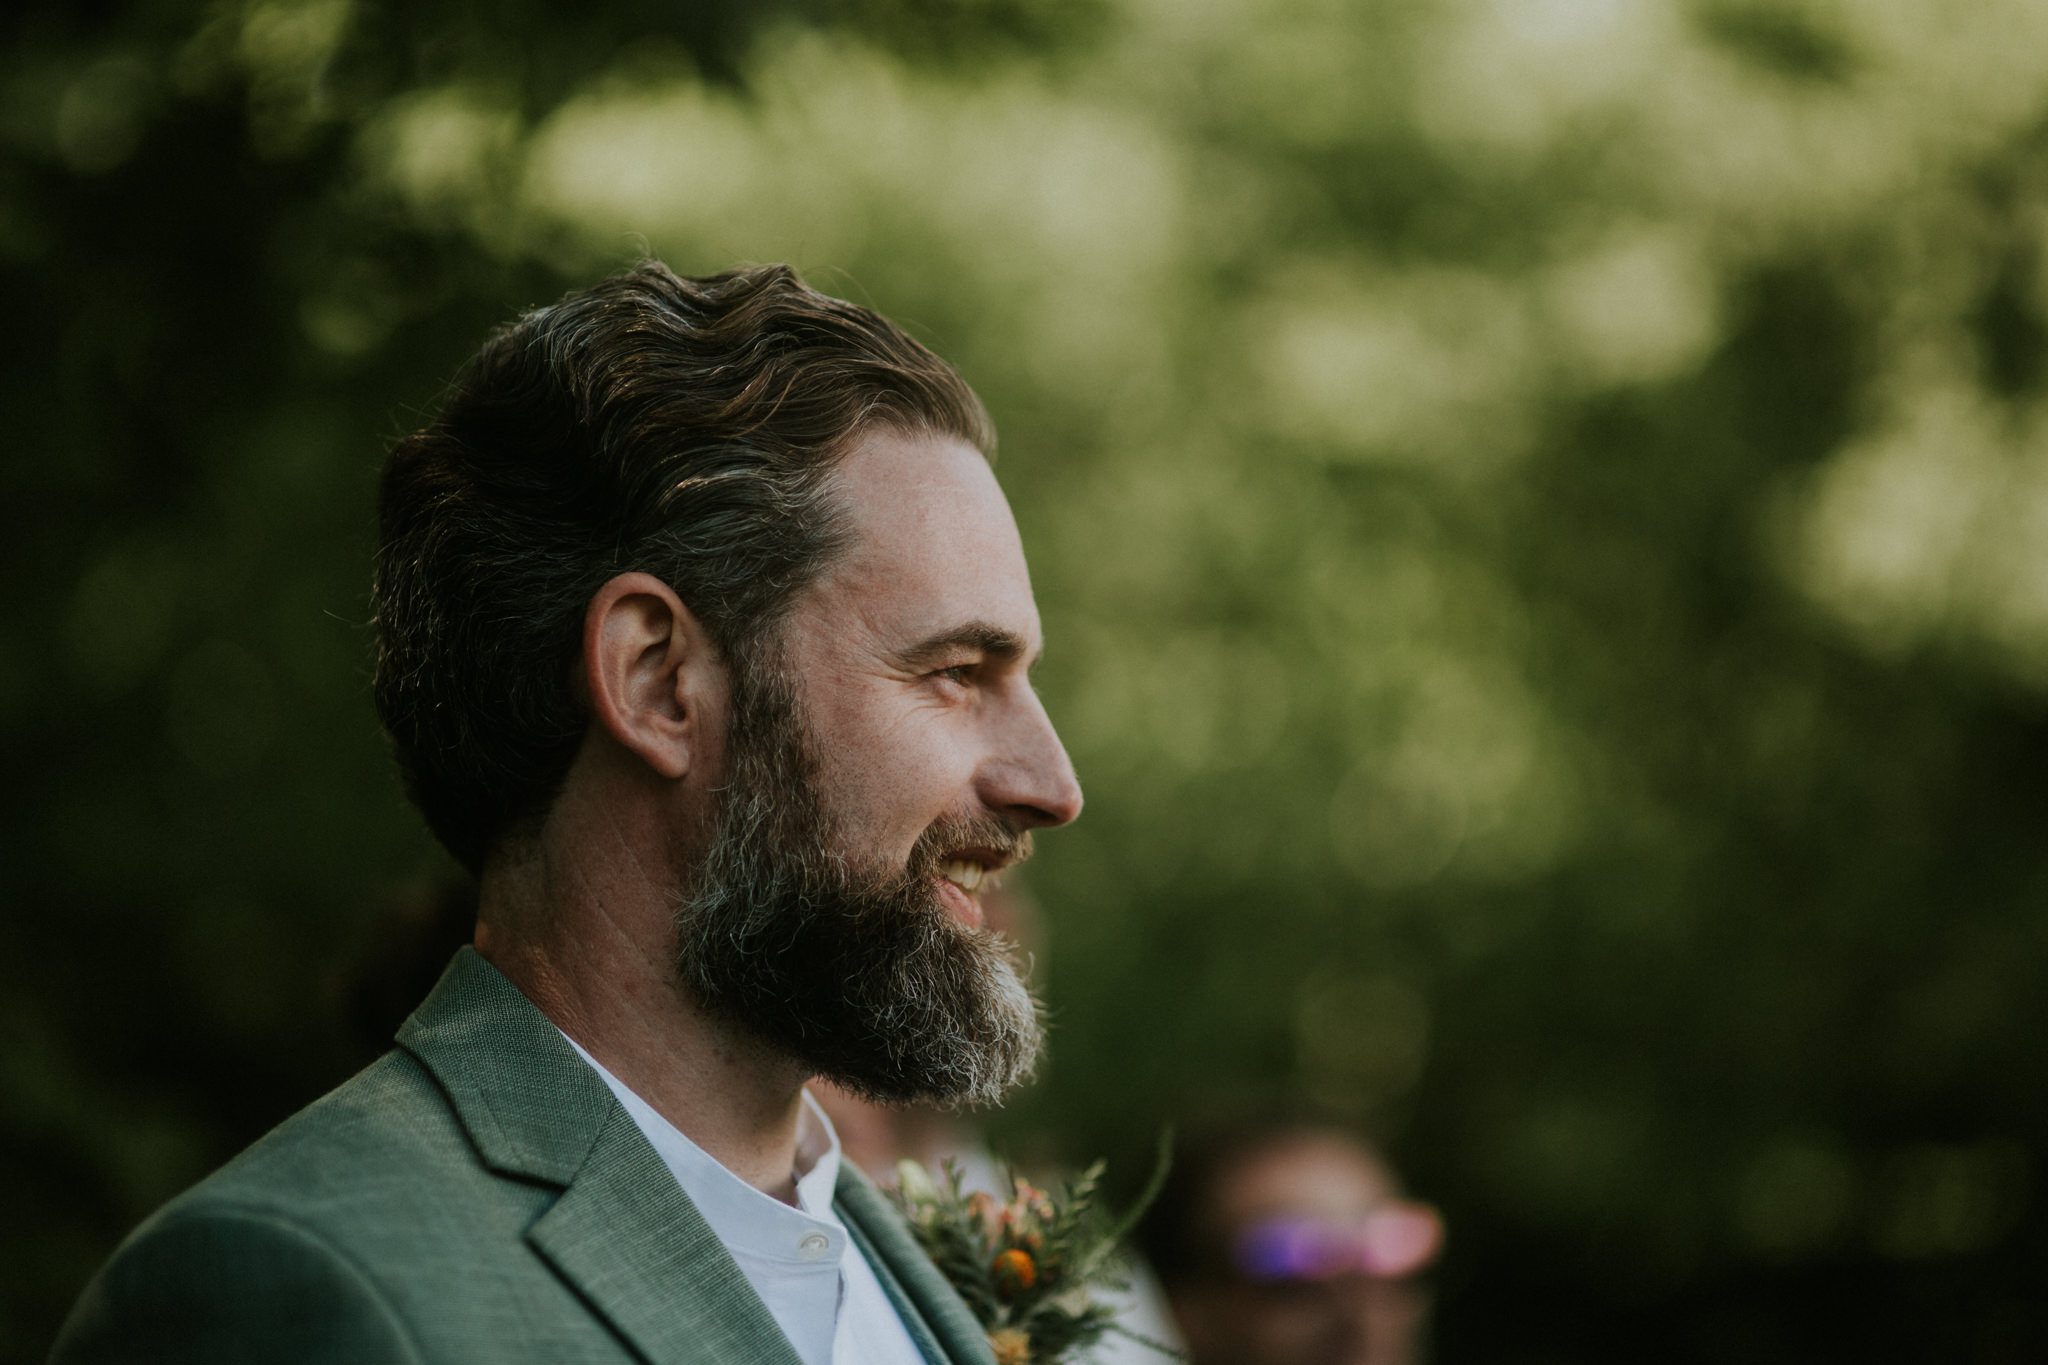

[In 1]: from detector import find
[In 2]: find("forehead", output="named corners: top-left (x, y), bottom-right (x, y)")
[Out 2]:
top-left (801, 427), bottom-right (1042, 652)
top-left (1216, 1138), bottom-right (1398, 1226)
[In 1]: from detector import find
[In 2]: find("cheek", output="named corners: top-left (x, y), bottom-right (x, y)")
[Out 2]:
top-left (813, 720), bottom-right (969, 846)
top-left (838, 707), bottom-right (979, 795)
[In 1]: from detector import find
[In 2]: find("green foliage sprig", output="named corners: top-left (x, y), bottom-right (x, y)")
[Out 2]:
top-left (887, 1135), bottom-right (1175, 1365)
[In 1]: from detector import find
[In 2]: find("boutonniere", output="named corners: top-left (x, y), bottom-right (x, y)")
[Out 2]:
top-left (888, 1141), bottom-right (1176, 1365)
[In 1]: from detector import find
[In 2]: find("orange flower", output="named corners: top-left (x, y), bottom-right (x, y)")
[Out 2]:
top-left (992, 1247), bottom-right (1038, 1298)
top-left (988, 1327), bottom-right (1032, 1365)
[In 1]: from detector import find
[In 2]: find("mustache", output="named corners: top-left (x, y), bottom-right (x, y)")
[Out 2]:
top-left (904, 814), bottom-right (1033, 880)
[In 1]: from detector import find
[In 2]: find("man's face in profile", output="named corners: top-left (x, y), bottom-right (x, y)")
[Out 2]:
top-left (673, 428), bottom-right (1083, 1105)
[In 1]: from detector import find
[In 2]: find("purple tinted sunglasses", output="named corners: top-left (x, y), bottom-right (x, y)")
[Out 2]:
top-left (1233, 1204), bottom-right (1444, 1283)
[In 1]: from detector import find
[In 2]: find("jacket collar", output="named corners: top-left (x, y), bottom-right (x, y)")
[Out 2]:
top-left (397, 948), bottom-right (800, 1365)
top-left (396, 945), bottom-right (609, 1183)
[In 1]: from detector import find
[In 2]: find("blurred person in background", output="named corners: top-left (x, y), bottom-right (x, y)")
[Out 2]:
top-left (53, 261), bottom-right (1084, 1364)
top-left (1139, 1123), bottom-right (1443, 1365)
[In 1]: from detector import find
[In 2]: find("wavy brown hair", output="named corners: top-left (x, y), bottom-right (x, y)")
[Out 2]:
top-left (372, 262), bottom-right (994, 872)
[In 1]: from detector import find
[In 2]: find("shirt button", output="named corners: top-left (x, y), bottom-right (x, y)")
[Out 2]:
top-left (797, 1232), bottom-right (831, 1259)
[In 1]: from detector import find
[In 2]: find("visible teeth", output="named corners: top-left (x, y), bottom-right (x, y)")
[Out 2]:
top-left (941, 860), bottom-right (984, 892)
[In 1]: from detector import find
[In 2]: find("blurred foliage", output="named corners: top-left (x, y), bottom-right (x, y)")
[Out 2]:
top-left (6, 0), bottom-right (2048, 1359)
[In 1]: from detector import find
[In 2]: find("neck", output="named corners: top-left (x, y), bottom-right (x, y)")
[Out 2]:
top-left (474, 805), bottom-right (812, 1202)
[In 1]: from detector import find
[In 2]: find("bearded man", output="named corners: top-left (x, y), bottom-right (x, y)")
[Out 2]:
top-left (53, 263), bottom-right (1083, 1365)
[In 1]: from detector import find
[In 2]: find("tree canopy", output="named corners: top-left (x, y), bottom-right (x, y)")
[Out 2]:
top-left (5, 1), bottom-right (2046, 1358)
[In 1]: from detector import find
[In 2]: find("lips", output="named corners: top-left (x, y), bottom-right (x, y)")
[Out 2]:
top-left (912, 822), bottom-right (1032, 929)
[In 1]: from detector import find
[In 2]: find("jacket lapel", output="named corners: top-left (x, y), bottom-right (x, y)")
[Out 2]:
top-left (527, 1103), bottom-right (800, 1365)
top-left (399, 949), bottom-right (801, 1365)
top-left (836, 1166), bottom-right (998, 1365)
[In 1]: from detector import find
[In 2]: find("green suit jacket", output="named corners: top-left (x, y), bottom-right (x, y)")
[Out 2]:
top-left (53, 949), bottom-right (998, 1365)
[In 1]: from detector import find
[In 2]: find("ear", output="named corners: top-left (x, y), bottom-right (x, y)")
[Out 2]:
top-left (581, 572), bottom-right (718, 781)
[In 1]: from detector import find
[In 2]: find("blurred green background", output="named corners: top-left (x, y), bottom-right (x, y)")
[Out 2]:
top-left (6, 0), bottom-right (2048, 1359)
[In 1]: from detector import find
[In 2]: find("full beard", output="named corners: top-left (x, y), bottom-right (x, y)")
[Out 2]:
top-left (671, 648), bottom-right (1043, 1108)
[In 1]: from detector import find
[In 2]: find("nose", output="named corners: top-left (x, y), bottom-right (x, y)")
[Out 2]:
top-left (983, 686), bottom-right (1084, 830)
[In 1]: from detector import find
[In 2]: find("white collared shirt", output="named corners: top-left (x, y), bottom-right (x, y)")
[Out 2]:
top-left (560, 1034), bottom-right (928, 1365)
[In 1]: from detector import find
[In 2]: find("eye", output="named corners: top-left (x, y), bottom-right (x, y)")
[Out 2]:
top-left (931, 663), bottom-right (974, 687)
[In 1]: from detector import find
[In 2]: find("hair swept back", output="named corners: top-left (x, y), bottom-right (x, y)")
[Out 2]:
top-left (371, 261), bottom-right (995, 873)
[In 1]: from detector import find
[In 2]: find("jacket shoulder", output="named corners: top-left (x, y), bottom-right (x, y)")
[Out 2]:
top-left (51, 1050), bottom-right (540, 1363)
top-left (51, 1198), bottom-right (422, 1365)
top-left (189, 1047), bottom-right (478, 1219)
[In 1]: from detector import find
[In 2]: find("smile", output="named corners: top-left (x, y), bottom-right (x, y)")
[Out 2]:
top-left (932, 853), bottom-right (1010, 929)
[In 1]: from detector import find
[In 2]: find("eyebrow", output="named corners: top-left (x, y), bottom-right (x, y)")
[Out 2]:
top-left (894, 621), bottom-right (1039, 671)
